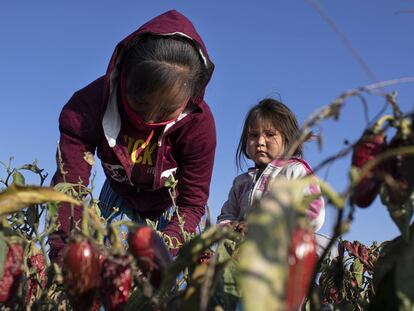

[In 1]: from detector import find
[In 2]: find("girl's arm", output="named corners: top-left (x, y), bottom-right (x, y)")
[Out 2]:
top-left (160, 104), bottom-right (216, 255)
top-left (216, 176), bottom-right (246, 224)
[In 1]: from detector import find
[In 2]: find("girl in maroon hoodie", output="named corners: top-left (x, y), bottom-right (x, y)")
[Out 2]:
top-left (49, 10), bottom-right (216, 260)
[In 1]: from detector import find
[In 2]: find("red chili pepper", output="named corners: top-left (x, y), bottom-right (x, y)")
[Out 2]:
top-left (63, 240), bottom-right (101, 294)
top-left (351, 132), bottom-right (385, 207)
top-left (286, 228), bottom-right (317, 311)
top-left (100, 254), bottom-right (132, 311)
top-left (63, 239), bottom-right (101, 311)
top-left (0, 243), bottom-right (24, 303)
top-left (128, 226), bottom-right (172, 288)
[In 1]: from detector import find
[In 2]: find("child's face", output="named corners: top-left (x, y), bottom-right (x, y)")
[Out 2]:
top-left (246, 122), bottom-right (285, 169)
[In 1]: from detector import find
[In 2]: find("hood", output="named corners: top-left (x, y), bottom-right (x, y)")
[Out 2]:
top-left (105, 10), bottom-right (214, 103)
top-left (102, 10), bottom-right (214, 148)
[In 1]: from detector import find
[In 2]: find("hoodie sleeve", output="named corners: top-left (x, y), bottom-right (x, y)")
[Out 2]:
top-left (48, 79), bottom-right (103, 262)
top-left (161, 103), bottom-right (216, 255)
top-left (216, 173), bottom-right (253, 224)
top-left (216, 179), bottom-right (241, 224)
top-left (283, 161), bottom-right (325, 232)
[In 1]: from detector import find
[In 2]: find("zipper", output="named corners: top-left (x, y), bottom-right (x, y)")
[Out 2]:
top-left (248, 169), bottom-right (261, 207)
top-left (248, 164), bottom-right (283, 207)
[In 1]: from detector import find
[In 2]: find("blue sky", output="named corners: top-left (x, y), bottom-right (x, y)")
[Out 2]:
top-left (1, 1), bottom-right (413, 246)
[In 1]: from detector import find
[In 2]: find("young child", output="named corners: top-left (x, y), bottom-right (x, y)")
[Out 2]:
top-left (49, 10), bottom-right (216, 261)
top-left (217, 98), bottom-right (325, 231)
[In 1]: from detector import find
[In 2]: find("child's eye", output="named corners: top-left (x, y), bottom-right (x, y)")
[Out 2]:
top-left (248, 132), bottom-right (258, 138)
top-left (265, 131), bottom-right (276, 137)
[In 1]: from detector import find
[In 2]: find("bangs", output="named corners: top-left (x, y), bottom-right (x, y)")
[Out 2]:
top-left (248, 112), bottom-right (280, 132)
top-left (126, 62), bottom-right (191, 121)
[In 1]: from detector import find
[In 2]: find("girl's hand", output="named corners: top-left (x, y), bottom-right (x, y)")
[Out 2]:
top-left (218, 220), bottom-right (248, 235)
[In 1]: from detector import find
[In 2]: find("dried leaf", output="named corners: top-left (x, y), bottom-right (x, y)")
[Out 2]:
top-left (316, 132), bottom-right (324, 151)
top-left (26, 205), bottom-right (38, 228)
top-left (19, 161), bottom-right (43, 174)
top-left (0, 184), bottom-right (80, 216)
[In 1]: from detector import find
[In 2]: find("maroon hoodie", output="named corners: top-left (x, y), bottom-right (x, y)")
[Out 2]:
top-left (49, 10), bottom-right (216, 259)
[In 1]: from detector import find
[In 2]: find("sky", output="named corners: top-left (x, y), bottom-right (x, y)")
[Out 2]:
top-left (1, 1), bottom-right (414, 247)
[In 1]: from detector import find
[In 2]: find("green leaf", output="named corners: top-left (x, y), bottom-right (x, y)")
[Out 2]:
top-left (395, 238), bottom-right (414, 309)
top-left (380, 185), bottom-right (414, 241)
top-left (47, 202), bottom-right (59, 219)
top-left (396, 291), bottom-right (414, 311)
top-left (180, 260), bottom-right (230, 311)
top-left (351, 258), bottom-right (364, 288)
top-left (371, 225), bottom-right (414, 310)
top-left (370, 268), bottom-right (398, 311)
top-left (91, 200), bottom-right (101, 217)
top-left (157, 226), bottom-right (237, 298)
top-left (12, 171), bottom-right (25, 185)
top-left (209, 279), bottom-right (239, 311)
top-left (26, 205), bottom-right (39, 229)
top-left (125, 288), bottom-right (153, 311)
top-left (164, 174), bottom-right (178, 189)
top-left (217, 240), bottom-right (240, 297)
top-left (373, 237), bottom-right (403, 290)
top-left (53, 182), bottom-right (79, 196)
top-left (0, 231), bottom-right (8, 279)
top-left (0, 184), bottom-right (80, 216)
top-left (165, 178), bottom-right (178, 189)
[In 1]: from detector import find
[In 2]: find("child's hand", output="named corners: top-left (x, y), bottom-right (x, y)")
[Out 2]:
top-left (218, 220), bottom-right (248, 235)
top-left (231, 221), bottom-right (247, 235)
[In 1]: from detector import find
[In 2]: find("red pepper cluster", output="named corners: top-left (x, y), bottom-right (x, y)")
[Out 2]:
top-left (351, 120), bottom-right (414, 208)
top-left (61, 226), bottom-right (172, 311)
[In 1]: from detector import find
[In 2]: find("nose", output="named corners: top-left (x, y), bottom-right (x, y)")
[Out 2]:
top-left (257, 135), bottom-right (266, 146)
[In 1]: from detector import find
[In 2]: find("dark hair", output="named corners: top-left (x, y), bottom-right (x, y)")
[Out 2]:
top-left (124, 35), bottom-right (208, 120)
top-left (236, 98), bottom-right (304, 170)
